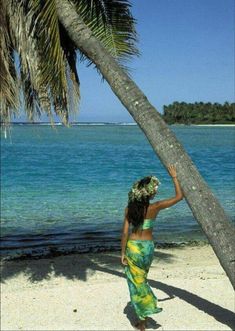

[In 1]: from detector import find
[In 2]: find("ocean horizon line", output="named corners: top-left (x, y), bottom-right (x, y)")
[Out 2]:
top-left (4, 121), bottom-right (138, 126)
top-left (1, 122), bottom-right (235, 126)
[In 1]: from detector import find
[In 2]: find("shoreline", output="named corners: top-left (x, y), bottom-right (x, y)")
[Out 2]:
top-left (1, 239), bottom-right (209, 262)
top-left (185, 124), bottom-right (235, 126)
top-left (1, 243), bottom-right (234, 330)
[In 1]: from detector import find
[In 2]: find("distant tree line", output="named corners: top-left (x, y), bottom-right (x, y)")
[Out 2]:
top-left (162, 102), bottom-right (235, 124)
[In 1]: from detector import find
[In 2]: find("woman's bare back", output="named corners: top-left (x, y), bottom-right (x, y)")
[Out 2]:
top-left (128, 203), bottom-right (159, 240)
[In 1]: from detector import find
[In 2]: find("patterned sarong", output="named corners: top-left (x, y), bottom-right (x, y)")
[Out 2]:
top-left (124, 239), bottom-right (163, 320)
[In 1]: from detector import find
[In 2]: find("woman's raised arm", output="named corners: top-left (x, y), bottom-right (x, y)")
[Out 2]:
top-left (152, 164), bottom-right (184, 211)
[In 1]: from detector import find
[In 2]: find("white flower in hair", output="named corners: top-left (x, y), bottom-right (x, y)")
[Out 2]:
top-left (128, 175), bottom-right (161, 202)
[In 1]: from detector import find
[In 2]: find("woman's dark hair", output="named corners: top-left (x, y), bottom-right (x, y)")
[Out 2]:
top-left (127, 177), bottom-right (152, 232)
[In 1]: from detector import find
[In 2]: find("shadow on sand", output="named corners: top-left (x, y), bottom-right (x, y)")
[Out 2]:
top-left (1, 249), bottom-right (234, 330)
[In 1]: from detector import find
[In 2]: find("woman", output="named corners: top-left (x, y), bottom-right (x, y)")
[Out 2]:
top-left (121, 164), bottom-right (184, 331)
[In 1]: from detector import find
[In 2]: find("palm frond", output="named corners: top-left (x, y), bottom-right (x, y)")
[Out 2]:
top-left (72, 0), bottom-right (139, 71)
top-left (29, 0), bottom-right (80, 123)
top-left (0, 0), bottom-right (19, 124)
top-left (1, 0), bottom-right (80, 125)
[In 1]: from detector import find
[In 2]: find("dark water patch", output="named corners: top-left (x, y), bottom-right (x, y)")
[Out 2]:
top-left (0, 221), bottom-right (211, 261)
top-left (0, 228), bottom-right (121, 260)
top-left (0, 236), bottom-right (209, 262)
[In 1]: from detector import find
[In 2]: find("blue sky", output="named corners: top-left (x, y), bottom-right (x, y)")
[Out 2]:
top-left (21, 0), bottom-right (234, 122)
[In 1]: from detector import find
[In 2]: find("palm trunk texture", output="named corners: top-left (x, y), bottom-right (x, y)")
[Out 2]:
top-left (56, 0), bottom-right (235, 288)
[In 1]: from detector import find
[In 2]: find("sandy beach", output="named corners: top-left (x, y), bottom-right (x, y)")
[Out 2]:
top-left (191, 124), bottom-right (235, 126)
top-left (1, 243), bottom-right (234, 331)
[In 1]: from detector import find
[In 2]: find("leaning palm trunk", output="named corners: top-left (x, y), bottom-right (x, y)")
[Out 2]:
top-left (56, 0), bottom-right (235, 288)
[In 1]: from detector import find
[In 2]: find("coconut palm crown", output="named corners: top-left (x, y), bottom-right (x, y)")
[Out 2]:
top-left (0, 0), bottom-right (139, 124)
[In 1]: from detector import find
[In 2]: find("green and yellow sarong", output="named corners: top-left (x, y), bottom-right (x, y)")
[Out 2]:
top-left (124, 239), bottom-right (163, 320)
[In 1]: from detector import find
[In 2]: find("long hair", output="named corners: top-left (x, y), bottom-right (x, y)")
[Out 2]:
top-left (127, 177), bottom-right (152, 232)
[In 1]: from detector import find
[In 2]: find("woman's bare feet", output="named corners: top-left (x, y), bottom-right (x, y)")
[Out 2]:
top-left (133, 319), bottom-right (146, 331)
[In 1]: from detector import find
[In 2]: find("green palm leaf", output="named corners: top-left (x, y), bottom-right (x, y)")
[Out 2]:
top-left (0, 0), bottom-right (139, 124)
top-left (73, 0), bottom-right (139, 62)
top-left (0, 0), bottom-right (19, 123)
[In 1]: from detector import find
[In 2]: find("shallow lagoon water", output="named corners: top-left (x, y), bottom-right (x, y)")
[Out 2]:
top-left (1, 124), bottom-right (234, 259)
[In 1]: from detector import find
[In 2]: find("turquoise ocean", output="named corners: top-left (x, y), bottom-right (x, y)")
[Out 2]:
top-left (1, 124), bottom-right (235, 260)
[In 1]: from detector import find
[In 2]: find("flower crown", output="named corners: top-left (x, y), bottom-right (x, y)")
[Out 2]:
top-left (128, 175), bottom-right (161, 202)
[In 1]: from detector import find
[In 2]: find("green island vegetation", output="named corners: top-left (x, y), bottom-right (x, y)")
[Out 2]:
top-left (162, 101), bottom-right (235, 124)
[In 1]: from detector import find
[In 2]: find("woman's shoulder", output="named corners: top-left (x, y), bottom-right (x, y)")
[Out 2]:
top-left (146, 203), bottom-right (159, 219)
top-left (149, 201), bottom-right (162, 210)
top-left (124, 204), bottom-right (158, 219)
top-left (148, 202), bottom-right (159, 210)
top-left (125, 204), bottom-right (157, 212)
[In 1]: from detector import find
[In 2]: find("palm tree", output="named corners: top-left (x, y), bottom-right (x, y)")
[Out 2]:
top-left (1, 0), bottom-right (235, 288)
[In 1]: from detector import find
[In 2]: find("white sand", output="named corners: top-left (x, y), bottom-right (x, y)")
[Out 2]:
top-left (1, 244), bottom-right (234, 330)
top-left (191, 124), bottom-right (235, 126)
top-left (168, 124), bottom-right (235, 126)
